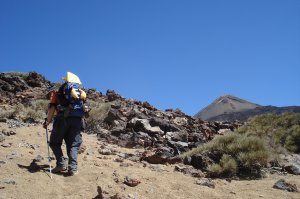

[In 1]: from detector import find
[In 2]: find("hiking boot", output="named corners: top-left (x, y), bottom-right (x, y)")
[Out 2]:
top-left (68, 170), bottom-right (78, 176)
top-left (51, 165), bottom-right (67, 173)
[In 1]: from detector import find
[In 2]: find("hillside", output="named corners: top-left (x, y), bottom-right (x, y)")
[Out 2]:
top-left (207, 106), bottom-right (300, 122)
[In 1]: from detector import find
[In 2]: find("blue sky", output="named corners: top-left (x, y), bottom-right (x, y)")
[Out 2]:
top-left (0, 0), bottom-right (299, 116)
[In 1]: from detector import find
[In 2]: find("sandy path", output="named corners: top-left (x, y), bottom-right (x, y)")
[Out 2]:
top-left (0, 123), bottom-right (299, 199)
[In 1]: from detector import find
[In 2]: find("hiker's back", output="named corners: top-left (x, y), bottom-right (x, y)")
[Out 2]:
top-left (58, 82), bottom-right (86, 117)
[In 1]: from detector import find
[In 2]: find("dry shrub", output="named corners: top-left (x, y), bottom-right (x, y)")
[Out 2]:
top-left (0, 100), bottom-right (48, 122)
top-left (0, 107), bottom-right (14, 118)
top-left (284, 125), bottom-right (300, 153)
top-left (20, 100), bottom-right (48, 122)
top-left (183, 132), bottom-right (271, 178)
top-left (85, 101), bottom-right (112, 133)
top-left (237, 113), bottom-right (300, 153)
top-left (208, 154), bottom-right (237, 177)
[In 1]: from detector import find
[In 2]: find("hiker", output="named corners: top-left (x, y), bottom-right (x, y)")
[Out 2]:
top-left (43, 72), bottom-right (87, 176)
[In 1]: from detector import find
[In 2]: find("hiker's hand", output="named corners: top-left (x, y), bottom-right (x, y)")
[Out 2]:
top-left (43, 121), bottom-right (49, 129)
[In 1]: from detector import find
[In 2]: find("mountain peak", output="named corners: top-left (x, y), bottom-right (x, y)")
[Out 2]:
top-left (194, 95), bottom-right (261, 120)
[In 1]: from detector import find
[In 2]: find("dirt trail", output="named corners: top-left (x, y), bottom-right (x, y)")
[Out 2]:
top-left (0, 123), bottom-right (299, 199)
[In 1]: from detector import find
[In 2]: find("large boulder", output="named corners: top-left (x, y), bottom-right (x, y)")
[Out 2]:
top-left (149, 117), bottom-right (181, 132)
top-left (127, 118), bottom-right (163, 136)
top-left (167, 141), bottom-right (189, 155)
top-left (190, 154), bottom-right (214, 170)
top-left (165, 131), bottom-right (188, 142)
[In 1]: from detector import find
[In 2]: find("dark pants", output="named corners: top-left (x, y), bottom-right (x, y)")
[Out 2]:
top-left (49, 115), bottom-right (82, 172)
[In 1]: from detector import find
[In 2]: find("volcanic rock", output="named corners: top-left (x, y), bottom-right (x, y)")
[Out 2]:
top-left (284, 164), bottom-right (300, 175)
top-left (128, 118), bottom-right (163, 135)
top-left (190, 154), bottom-right (214, 170)
top-left (141, 147), bottom-right (182, 164)
top-left (0, 133), bottom-right (5, 142)
top-left (174, 165), bottom-right (205, 178)
top-left (124, 174), bottom-right (141, 187)
top-left (106, 90), bottom-right (123, 102)
top-left (273, 179), bottom-right (298, 192)
top-left (195, 178), bottom-right (215, 188)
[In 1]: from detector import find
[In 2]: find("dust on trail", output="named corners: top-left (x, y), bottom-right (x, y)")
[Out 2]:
top-left (0, 123), bottom-right (299, 199)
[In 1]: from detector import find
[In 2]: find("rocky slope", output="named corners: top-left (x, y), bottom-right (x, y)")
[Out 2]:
top-left (195, 95), bottom-right (300, 122)
top-left (0, 72), bottom-right (240, 164)
top-left (0, 72), bottom-right (52, 104)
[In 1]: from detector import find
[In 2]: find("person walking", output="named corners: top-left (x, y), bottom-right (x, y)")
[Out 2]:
top-left (43, 72), bottom-right (87, 176)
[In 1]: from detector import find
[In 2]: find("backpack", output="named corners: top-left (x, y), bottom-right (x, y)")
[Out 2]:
top-left (58, 82), bottom-right (86, 117)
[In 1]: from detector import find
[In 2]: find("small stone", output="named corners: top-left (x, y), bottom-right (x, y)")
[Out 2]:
top-left (196, 178), bottom-right (215, 188)
top-left (86, 149), bottom-right (95, 155)
top-left (2, 129), bottom-right (9, 136)
top-left (6, 152), bottom-right (19, 160)
top-left (128, 194), bottom-right (135, 199)
top-left (124, 174), bottom-right (141, 187)
top-left (78, 144), bottom-right (87, 154)
top-left (0, 118), bottom-right (7, 123)
top-left (120, 163), bottom-right (133, 167)
top-left (96, 185), bottom-right (103, 199)
top-left (34, 155), bottom-right (44, 162)
top-left (114, 158), bottom-right (124, 163)
top-left (9, 130), bottom-right (16, 135)
top-left (94, 162), bottom-right (101, 167)
top-left (98, 148), bottom-right (113, 155)
top-left (0, 133), bottom-right (5, 142)
top-left (110, 193), bottom-right (122, 199)
top-left (29, 144), bottom-right (39, 150)
top-left (114, 177), bottom-right (120, 183)
top-left (1, 179), bottom-right (16, 185)
top-left (120, 185), bottom-right (126, 191)
top-left (1, 143), bottom-right (11, 147)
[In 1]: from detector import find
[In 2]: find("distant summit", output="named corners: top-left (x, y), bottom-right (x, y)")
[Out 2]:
top-left (195, 95), bottom-right (300, 122)
top-left (194, 95), bottom-right (261, 120)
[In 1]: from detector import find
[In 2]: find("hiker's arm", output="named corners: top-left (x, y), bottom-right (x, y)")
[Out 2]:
top-left (43, 106), bottom-right (56, 129)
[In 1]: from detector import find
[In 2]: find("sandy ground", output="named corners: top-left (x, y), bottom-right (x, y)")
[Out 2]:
top-left (0, 123), bottom-right (299, 199)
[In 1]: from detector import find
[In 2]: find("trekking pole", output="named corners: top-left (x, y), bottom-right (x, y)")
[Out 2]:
top-left (45, 127), bottom-right (53, 179)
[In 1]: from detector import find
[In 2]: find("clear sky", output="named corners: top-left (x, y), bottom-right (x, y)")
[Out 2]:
top-left (0, 0), bottom-right (299, 116)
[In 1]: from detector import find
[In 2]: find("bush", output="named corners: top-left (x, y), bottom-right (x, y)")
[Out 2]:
top-left (85, 101), bottom-right (112, 133)
top-left (284, 125), bottom-right (300, 153)
top-left (182, 113), bottom-right (300, 178)
top-left (236, 113), bottom-right (300, 153)
top-left (0, 100), bottom-right (48, 122)
top-left (20, 100), bottom-right (48, 122)
top-left (208, 154), bottom-right (237, 177)
top-left (0, 107), bottom-right (14, 119)
top-left (183, 132), bottom-right (271, 178)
